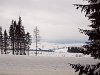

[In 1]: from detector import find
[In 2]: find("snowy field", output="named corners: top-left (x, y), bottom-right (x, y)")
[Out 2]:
top-left (29, 51), bottom-right (84, 57)
top-left (0, 55), bottom-right (99, 75)
top-left (0, 43), bottom-right (99, 75)
top-left (29, 42), bottom-right (85, 57)
top-left (30, 42), bottom-right (84, 50)
top-left (27, 42), bottom-right (86, 57)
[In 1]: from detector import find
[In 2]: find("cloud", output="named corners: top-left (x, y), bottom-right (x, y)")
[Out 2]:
top-left (0, 0), bottom-right (89, 43)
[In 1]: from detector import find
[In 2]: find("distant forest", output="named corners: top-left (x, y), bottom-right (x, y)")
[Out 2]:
top-left (67, 47), bottom-right (83, 53)
top-left (0, 17), bottom-right (32, 55)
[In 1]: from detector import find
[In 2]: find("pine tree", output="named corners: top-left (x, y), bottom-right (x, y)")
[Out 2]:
top-left (74, 0), bottom-right (100, 59)
top-left (9, 20), bottom-right (16, 55)
top-left (15, 17), bottom-right (23, 55)
top-left (0, 26), bottom-right (3, 54)
top-left (21, 26), bottom-right (26, 55)
top-left (25, 32), bottom-right (32, 56)
top-left (9, 17), bottom-right (31, 55)
top-left (15, 16), bottom-right (27, 55)
top-left (3, 30), bottom-right (9, 54)
top-left (69, 0), bottom-right (100, 75)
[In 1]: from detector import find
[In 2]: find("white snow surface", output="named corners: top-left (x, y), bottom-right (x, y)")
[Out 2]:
top-left (0, 55), bottom-right (99, 75)
top-left (0, 42), bottom-right (97, 75)
top-left (29, 42), bottom-right (86, 57)
top-left (2, 42), bottom-right (88, 57)
top-left (30, 42), bottom-right (84, 50)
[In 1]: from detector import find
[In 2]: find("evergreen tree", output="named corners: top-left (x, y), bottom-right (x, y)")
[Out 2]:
top-left (15, 16), bottom-right (28, 55)
top-left (25, 32), bottom-right (32, 56)
top-left (15, 16), bottom-right (24, 55)
top-left (3, 30), bottom-right (9, 54)
top-left (9, 20), bottom-right (16, 55)
top-left (9, 17), bottom-right (32, 55)
top-left (0, 26), bottom-right (3, 54)
top-left (74, 0), bottom-right (100, 59)
top-left (21, 26), bottom-right (26, 55)
top-left (69, 0), bottom-right (100, 75)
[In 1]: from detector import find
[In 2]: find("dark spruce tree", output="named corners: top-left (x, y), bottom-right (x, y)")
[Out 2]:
top-left (69, 0), bottom-right (100, 75)
top-left (15, 17), bottom-right (26, 55)
top-left (9, 20), bottom-right (16, 55)
top-left (25, 32), bottom-right (32, 56)
top-left (9, 17), bottom-right (32, 55)
top-left (3, 30), bottom-right (9, 54)
top-left (0, 26), bottom-right (3, 54)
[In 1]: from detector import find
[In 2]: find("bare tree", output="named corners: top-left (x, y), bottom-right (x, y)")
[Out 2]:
top-left (33, 26), bottom-right (41, 56)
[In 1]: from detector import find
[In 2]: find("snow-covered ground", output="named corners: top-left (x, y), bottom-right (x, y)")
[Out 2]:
top-left (0, 55), bottom-right (99, 75)
top-left (1, 42), bottom-right (87, 57)
top-left (29, 50), bottom-right (85, 57)
top-left (30, 42), bottom-right (84, 50)
top-left (0, 42), bottom-right (98, 75)
top-left (27, 42), bottom-right (87, 58)
top-left (29, 42), bottom-right (86, 57)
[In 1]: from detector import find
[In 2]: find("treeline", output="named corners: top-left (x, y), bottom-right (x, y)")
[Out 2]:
top-left (0, 17), bottom-right (31, 55)
top-left (67, 47), bottom-right (83, 53)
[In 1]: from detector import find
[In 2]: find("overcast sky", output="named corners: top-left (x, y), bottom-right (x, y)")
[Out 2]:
top-left (0, 0), bottom-right (90, 43)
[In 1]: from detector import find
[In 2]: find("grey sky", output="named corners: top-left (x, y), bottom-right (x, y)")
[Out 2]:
top-left (0, 0), bottom-right (90, 43)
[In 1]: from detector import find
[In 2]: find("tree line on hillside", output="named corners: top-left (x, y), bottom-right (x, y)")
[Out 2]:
top-left (0, 17), bottom-right (32, 55)
top-left (69, 0), bottom-right (100, 75)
